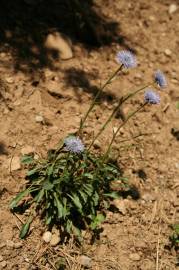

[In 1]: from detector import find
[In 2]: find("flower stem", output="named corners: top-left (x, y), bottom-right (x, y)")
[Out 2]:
top-left (102, 102), bottom-right (147, 162)
top-left (88, 84), bottom-right (150, 150)
top-left (78, 64), bottom-right (123, 135)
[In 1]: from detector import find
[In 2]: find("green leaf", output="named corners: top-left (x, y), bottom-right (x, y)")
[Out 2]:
top-left (19, 219), bottom-right (32, 239)
top-left (45, 215), bottom-right (52, 225)
top-left (78, 190), bottom-right (88, 203)
top-left (104, 191), bottom-right (120, 199)
top-left (21, 155), bottom-right (34, 165)
top-left (27, 168), bottom-right (38, 176)
top-left (43, 181), bottom-right (54, 190)
top-left (90, 214), bottom-right (105, 230)
top-left (93, 191), bottom-right (99, 206)
top-left (34, 189), bottom-right (44, 204)
top-left (83, 184), bottom-right (93, 196)
top-left (68, 193), bottom-right (83, 213)
top-left (54, 193), bottom-right (63, 218)
top-left (10, 189), bottom-right (31, 209)
top-left (47, 165), bottom-right (54, 176)
top-left (83, 173), bottom-right (93, 180)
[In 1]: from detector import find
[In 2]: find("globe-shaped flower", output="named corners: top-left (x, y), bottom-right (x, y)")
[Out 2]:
top-left (154, 70), bottom-right (167, 88)
top-left (64, 136), bottom-right (84, 154)
top-left (116, 50), bottom-right (137, 68)
top-left (144, 90), bottom-right (160, 104)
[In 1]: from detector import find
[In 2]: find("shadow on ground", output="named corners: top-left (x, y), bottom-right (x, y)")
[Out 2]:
top-left (0, 0), bottom-right (132, 77)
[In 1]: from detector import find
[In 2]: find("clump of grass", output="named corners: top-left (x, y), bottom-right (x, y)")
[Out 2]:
top-left (10, 50), bottom-right (167, 239)
top-left (170, 224), bottom-right (179, 249)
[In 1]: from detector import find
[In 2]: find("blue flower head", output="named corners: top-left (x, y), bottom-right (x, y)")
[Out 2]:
top-left (144, 89), bottom-right (160, 104)
top-left (64, 136), bottom-right (84, 154)
top-left (154, 70), bottom-right (167, 88)
top-left (116, 50), bottom-right (137, 68)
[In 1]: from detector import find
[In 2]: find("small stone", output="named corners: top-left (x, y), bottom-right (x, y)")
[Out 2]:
top-left (175, 163), bottom-right (179, 169)
top-left (10, 156), bottom-right (21, 171)
top-left (6, 240), bottom-right (14, 248)
top-left (14, 242), bottom-right (23, 249)
top-left (5, 77), bottom-right (14, 84)
top-left (168, 4), bottom-right (178, 14)
top-left (112, 199), bottom-right (127, 215)
top-left (35, 115), bottom-right (44, 123)
top-left (164, 49), bottom-right (172, 56)
top-left (79, 255), bottom-right (92, 268)
top-left (93, 140), bottom-right (101, 149)
top-left (50, 234), bottom-right (60, 246)
top-left (21, 146), bottom-right (35, 155)
top-left (44, 32), bottom-right (73, 60)
top-left (113, 126), bottom-right (118, 133)
top-left (0, 261), bottom-right (7, 268)
top-left (43, 231), bottom-right (52, 243)
top-left (129, 253), bottom-right (141, 261)
top-left (0, 255), bottom-right (3, 262)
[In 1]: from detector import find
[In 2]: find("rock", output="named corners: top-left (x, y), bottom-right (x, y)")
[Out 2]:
top-left (129, 253), bottom-right (141, 261)
top-left (42, 231), bottom-right (52, 243)
top-left (168, 4), bottom-right (178, 14)
top-left (44, 32), bottom-right (73, 60)
top-left (14, 242), bottom-right (23, 249)
top-left (0, 255), bottom-right (3, 262)
top-left (46, 81), bottom-right (63, 97)
top-left (164, 49), bottom-right (172, 56)
top-left (93, 140), bottom-right (101, 149)
top-left (10, 156), bottom-right (21, 171)
top-left (5, 77), bottom-right (14, 84)
top-left (35, 115), bottom-right (44, 123)
top-left (50, 234), bottom-right (60, 246)
top-left (113, 199), bottom-right (127, 215)
top-left (79, 255), bottom-right (92, 268)
top-left (21, 146), bottom-right (35, 155)
top-left (0, 261), bottom-right (7, 268)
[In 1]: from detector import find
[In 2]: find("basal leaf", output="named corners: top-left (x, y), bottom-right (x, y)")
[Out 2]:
top-left (21, 155), bottom-right (34, 165)
top-left (10, 189), bottom-right (31, 209)
top-left (90, 213), bottom-right (105, 230)
top-left (68, 193), bottom-right (83, 213)
top-left (34, 189), bottom-right (44, 204)
top-left (19, 218), bottom-right (32, 239)
top-left (54, 193), bottom-right (63, 218)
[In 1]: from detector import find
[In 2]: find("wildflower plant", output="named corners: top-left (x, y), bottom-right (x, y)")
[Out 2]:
top-left (10, 50), bottom-right (167, 240)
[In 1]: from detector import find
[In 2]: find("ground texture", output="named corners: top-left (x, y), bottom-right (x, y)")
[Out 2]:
top-left (0, 0), bottom-right (179, 269)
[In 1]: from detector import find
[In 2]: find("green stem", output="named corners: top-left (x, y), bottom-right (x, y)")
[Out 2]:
top-left (103, 102), bottom-right (147, 162)
top-left (78, 64), bottom-right (123, 135)
top-left (88, 83), bottom-right (150, 150)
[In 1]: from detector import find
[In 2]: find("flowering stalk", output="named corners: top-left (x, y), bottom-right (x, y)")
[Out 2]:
top-left (102, 102), bottom-right (147, 162)
top-left (78, 64), bottom-right (123, 135)
top-left (88, 84), bottom-right (150, 150)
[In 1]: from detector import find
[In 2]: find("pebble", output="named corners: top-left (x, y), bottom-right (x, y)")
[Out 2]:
top-left (42, 231), bottom-right (52, 243)
top-left (5, 77), bottom-right (14, 84)
top-left (0, 255), bottom-right (3, 262)
top-left (168, 4), bottom-right (178, 14)
top-left (50, 234), bottom-right (60, 246)
top-left (93, 140), bottom-right (101, 149)
top-left (79, 255), bottom-right (92, 268)
top-left (35, 115), bottom-right (44, 123)
top-left (0, 261), bottom-right (7, 268)
top-left (21, 146), bottom-right (35, 155)
top-left (164, 49), bottom-right (172, 56)
top-left (45, 32), bottom-right (73, 60)
top-left (112, 199), bottom-right (127, 215)
top-left (10, 156), bottom-right (21, 171)
top-left (14, 242), bottom-right (23, 249)
top-left (129, 253), bottom-right (141, 261)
